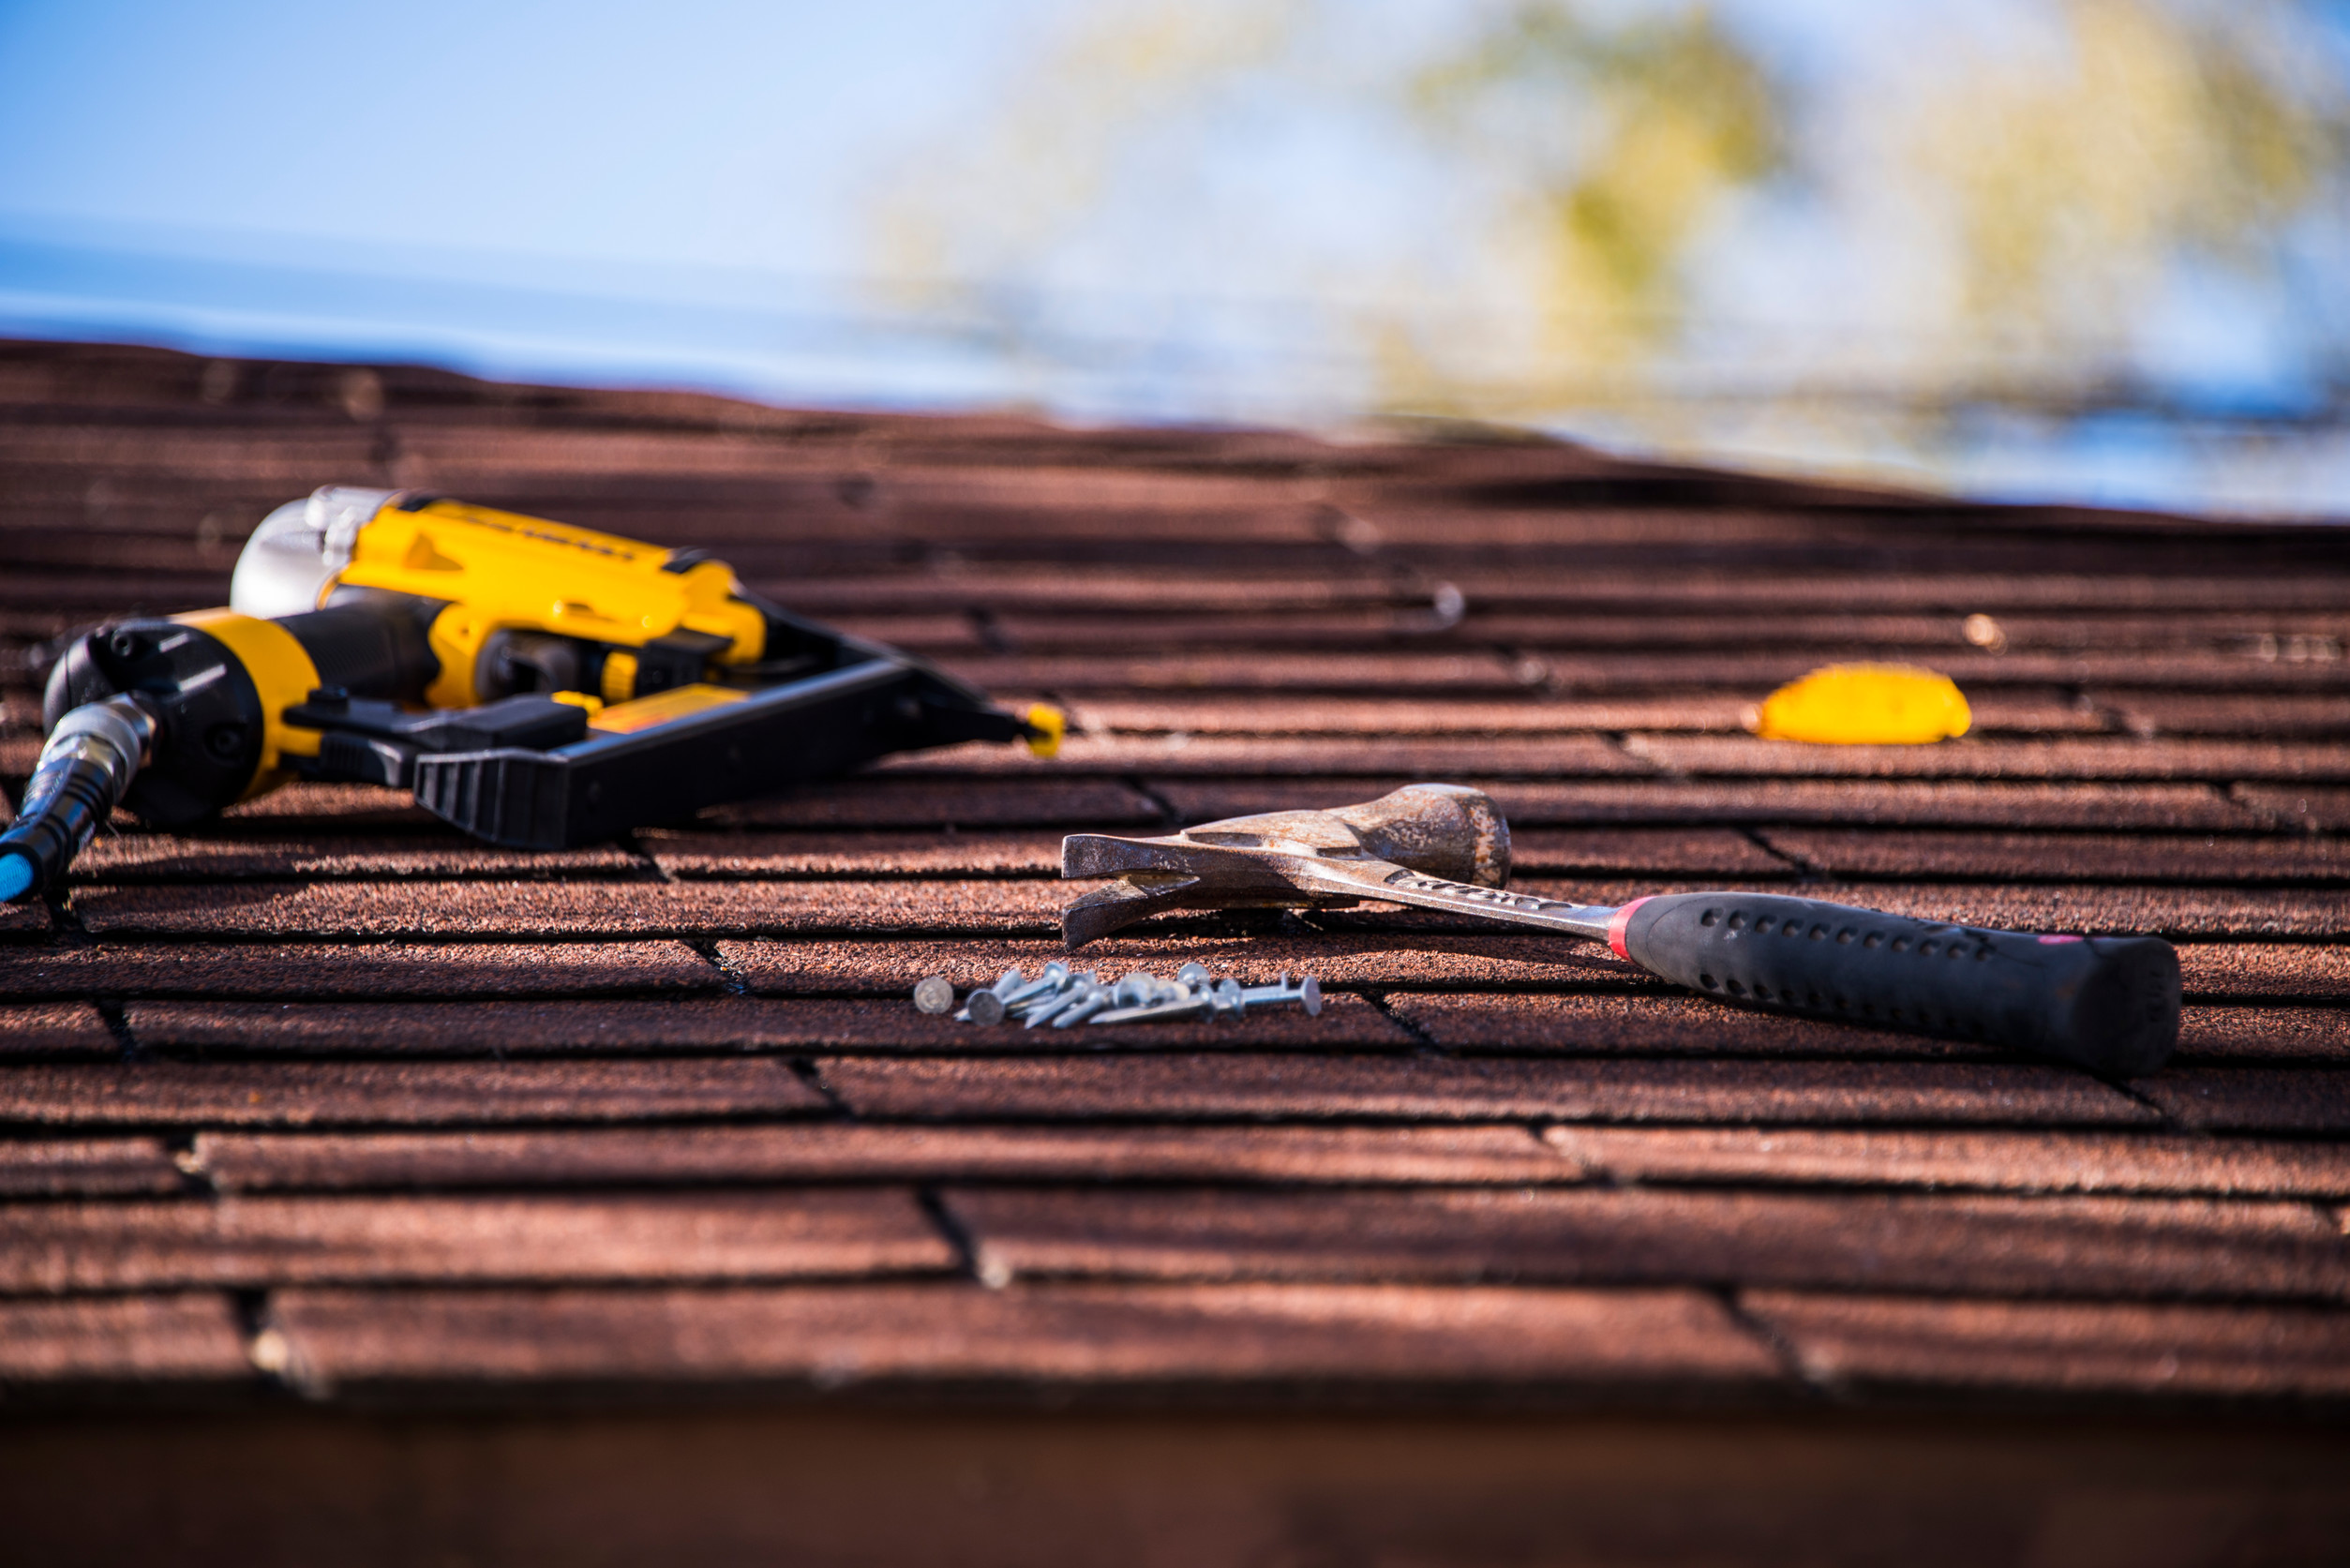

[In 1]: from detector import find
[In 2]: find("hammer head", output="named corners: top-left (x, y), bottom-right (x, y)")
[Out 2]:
top-left (1058, 783), bottom-right (1511, 948)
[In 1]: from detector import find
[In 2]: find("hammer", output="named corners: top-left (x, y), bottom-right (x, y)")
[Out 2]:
top-left (1060, 784), bottom-right (2180, 1076)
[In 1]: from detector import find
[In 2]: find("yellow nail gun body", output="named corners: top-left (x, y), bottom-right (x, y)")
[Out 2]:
top-left (4, 486), bottom-right (1059, 900)
top-left (303, 491), bottom-right (777, 713)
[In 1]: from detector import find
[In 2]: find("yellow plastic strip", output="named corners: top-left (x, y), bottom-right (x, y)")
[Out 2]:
top-left (587, 682), bottom-right (746, 736)
top-left (1023, 703), bottom-right (1067, 758)
top-left (1750, 664), bottom-right (1971, 745)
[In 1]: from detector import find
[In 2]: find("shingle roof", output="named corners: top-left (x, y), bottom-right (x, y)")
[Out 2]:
top-left (3, 336), bottom-right (2347, 1411)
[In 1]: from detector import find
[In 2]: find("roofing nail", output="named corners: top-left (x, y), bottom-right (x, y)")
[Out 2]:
top-left (1027, 978), bottom-right (1100, 1029)
top-left (1000, 961), bottom-right (1071, 1008)
top-left (1237, 975), bottom-right (1323, 1015)
top-left (1006, 988), bottom-right (1068, 1020)
top-left (1011, 969), bottom-right (1094, 1020)
top-left (1175, 962), bottom-right (1213, 989)
top-left (1051, 988), bottom-right (1117, 1028)
top-left (956, 990), bottom-right (1007, 1025)
top-left (1115, 971), bottom-right (1157, 1007)
top-left (912, 975), bottom-right (956, 1015)
top-left (990, 968), bottom-right (1026, 1000)
top-left (1087, 992), bottom-right (1213, 1026)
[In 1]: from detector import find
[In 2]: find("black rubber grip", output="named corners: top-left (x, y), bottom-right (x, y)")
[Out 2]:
top-left (1619, 892), bottom-right (2180, 1076)
top-left (282, 596), bottom-right (442, 701)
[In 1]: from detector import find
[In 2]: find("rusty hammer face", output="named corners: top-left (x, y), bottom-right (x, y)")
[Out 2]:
top-left (1058, 783), bottom-right (1537, 948)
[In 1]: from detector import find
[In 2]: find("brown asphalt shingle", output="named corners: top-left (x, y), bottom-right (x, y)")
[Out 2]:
top-left (2, 336), bottom-right (2346, 1413)
top-left (272, 1281), bottom-right (1782, 1390)
top-left (0, 940), bottom-right (724, 1000)
top-left (0, 1058), bottom-right (827, 1128)
top-left (0, 1189), bottom-right (952, 1292)
top-left (0, 1293), bottom-right (251, 1382)
top-left (944, 1186), bottom-right (2350, 1300)
top-left (1744, 1292), bottom-right (2350, 1396)
top-left (189, 1123), bottom-right (1574, 1194)
top-left (819, 1053), bottom-right (2156, 1127)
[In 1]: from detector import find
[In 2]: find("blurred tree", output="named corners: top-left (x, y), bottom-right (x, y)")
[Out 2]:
top-left (1907, 0), bottom-right (2347, 379)
top-left (865, 2), bottom-right (1300, 321)
top-left (1406, 4), bottom-right (1783, 372)
top-left (869, 0), bottom-right (2349, 426)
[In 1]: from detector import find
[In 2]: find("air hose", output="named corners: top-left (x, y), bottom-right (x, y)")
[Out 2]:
top-left (0, 695), bottom-right (154, 903)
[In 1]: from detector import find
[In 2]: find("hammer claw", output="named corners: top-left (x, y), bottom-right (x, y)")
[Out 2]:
top-left (1061, 879), bottom-right (1198, 948)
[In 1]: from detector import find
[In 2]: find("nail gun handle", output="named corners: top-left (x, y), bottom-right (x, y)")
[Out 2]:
top-left (1615, 892), bottom-right (2179, 1076)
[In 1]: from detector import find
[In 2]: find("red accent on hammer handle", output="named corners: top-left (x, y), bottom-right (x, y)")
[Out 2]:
top-left (1607, 897), bottom-right (1653, 960)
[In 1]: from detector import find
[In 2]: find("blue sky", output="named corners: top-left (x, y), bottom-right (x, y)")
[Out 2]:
top-left (1, 0), bottom-right (2343, 516)
top-left (0, 0), bottom-right (1056, 276)
top-left (0, 0), bottom-right (1103, 404)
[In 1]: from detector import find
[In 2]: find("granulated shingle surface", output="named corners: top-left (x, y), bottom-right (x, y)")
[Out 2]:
top-left (1744, 1292), bottom-right (2350, 1396)
top-left (0, 1293), bottom-right (249, 1381)
top-left (1756, 829), bottom-right (2350, 883)
top-left (2235, 783), bottom-right (2350, 830)
top-left (275, 1280), bottom-right (1779, 1387)
top-left (190, 1123), bottom-right (1574, 1193)
top-left (1542, 1125), bottom-right (2350, 1198)
top-left (0, 1189), bottom-right (952, 1292)
top-left (1153, 778), bottom-right (2270, 829)
top-left (945, 1186), bottom-right (2348, 1300)
top-left (1, 337), bottom-right (2345, 1412)
top-left (0, 1136), bottom-right (183, 1197)
top-left (0, 1002), bottom-right (117, 1059)
top-left (0, 1057), bottom-right (827, 1127)
top-left (820, 1053), bottom-right (2157, 1125)
top-left (0, 940), bottom-right (723, 999)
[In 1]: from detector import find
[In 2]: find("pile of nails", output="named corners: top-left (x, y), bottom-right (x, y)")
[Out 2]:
top-left (912, 962), bottom-right (1322, 1028)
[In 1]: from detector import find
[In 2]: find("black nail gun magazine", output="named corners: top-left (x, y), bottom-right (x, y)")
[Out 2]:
top-left (3, 486), bottom-right (1060, 901)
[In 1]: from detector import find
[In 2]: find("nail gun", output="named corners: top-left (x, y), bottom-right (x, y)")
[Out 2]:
top-left (1, 485), bottom-right (1060, 901)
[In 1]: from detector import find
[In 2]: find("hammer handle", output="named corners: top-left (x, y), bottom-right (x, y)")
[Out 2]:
top-left (1616, 892), bottom-right (2179, 1076)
